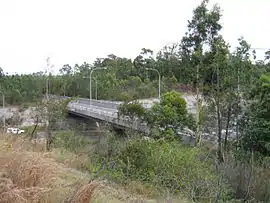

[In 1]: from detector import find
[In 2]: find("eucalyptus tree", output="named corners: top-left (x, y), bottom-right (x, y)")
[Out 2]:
top-left (179, 0), bottom-right (223, 146)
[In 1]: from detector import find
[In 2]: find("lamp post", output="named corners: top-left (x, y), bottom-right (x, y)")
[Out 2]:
top-left (94, 79), bottom-right (97, 100)
top-left (83, 77), bottom-right (98, 100)
top-left (89, 67), bottom-right (107, 107)
top-left (0, 92), bottom-right (5, 128)
top-left (145, 68), bottom-right (161, 99)
top-left (45, 58), bottom-right (54, 100)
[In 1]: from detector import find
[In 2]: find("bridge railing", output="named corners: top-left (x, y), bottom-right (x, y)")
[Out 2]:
top-left (51, 95), bottom-right (123, 109)
top-left (76, 98), bottom-right (123, 109)
top-left (48, 94), bottom-right (158, 110)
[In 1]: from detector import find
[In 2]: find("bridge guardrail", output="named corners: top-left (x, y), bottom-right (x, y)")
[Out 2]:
top-left (53, 95), bottom-right (122, 110)
top-left (76, 98), bottom-right (122, 109)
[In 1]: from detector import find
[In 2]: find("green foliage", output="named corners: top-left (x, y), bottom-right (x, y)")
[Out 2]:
top-left (160, 91), bottom-right (187, 114)
top-left (180, 0), bottom-right (222, 85)
top-left (110, 139), bottom-right (229, 201)
top-left (0, 73), bottom-right (44, 105)
top-left (145, 91), bottom-right (195, 137)
top-left (86, 132), bottom-right (229, 200)
top-left (241, 73), bottom-right (270, 155)
top-left (52, 130), bottom-right (92, 153)
top-left (118, 101), bottom-right (146, 120)
top-left (164, 75), bottom-right (178, 89)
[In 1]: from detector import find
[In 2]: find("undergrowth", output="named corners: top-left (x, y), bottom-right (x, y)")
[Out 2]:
top-left (0, 133), bottom-right (193, 203)
top-left (52, 130), bottom-right (270, 203)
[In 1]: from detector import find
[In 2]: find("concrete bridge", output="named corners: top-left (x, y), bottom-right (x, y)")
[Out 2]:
top-left (67, 98), bottom-right (152, 134)
top-left (66, 97), bottom-right (201, 146)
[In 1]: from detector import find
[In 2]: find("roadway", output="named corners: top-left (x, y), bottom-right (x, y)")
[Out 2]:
top-left (76, 98), bottom-right (122, 110)
top-left (68, 102), bottom-right (119, 119)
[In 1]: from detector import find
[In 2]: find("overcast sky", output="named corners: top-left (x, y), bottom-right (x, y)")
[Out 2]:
top-left (0, 0), bottom-right (269, 74)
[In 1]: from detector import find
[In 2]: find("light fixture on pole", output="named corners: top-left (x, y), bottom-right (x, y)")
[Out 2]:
top-left (89, 67), bottom-right (108, 107)
top-left (145, 68), bottom-right (161, 99)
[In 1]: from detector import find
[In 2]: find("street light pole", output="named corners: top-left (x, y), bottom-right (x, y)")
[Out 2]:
top-left (0, 92), bottom-right (5, 128)
top-left (89, 67), bottom-right (108, 107)
top-left (90, 70), bottom-right (92, 106)
top-left (146, 68), bottom-right (161, 99)
top-left (45, 58), bottom-right (53, 100)
top-left (83, 77), bottom-right (98, 100)
top-left (46, 78), bottom-right (49, 100)
top-left (95, 79), bottom-right (98, 100)
top-left (3, 94), bottom-right (4, 128)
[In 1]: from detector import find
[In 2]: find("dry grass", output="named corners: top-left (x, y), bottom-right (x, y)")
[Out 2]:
top-left (69, 181), bottom-right (100, 203)
top-left (0, 133), bottom-right (101, 203)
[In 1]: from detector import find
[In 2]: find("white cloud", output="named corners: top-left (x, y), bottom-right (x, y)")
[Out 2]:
top-left (0, 0), bottom-right (269, 74)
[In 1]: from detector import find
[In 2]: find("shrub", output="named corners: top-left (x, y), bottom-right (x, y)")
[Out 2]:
top-left (118, 101), bottom-right (146, 119)
top-left (145, 91), bottom-right (196, 138)
top-left (103, 138), bottom-right (230, 201)
top-left (52, 131), bottom-right (92, 153)
top-left (223, 153), bottom-right (270, 202)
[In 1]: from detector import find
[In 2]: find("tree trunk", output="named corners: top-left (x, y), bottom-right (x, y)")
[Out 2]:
top-left (196, 64), bottom-right (201, 146)
top-left (216, 99), bottom-right (224, 163)
top-left (45, 112), bottom-right (53, 151)
top-left (216, 63), bottom-right (224, 163)
top-left (236, 64), bottom-right (240, 149)
top-left (243, 150), bottom-right (254, 202)
top-left (31, 116), bottom-right (39, 140)
top-left (224, 102), bottom-right (232, 152)
top-left (46, 130), bottom-right (53, 151)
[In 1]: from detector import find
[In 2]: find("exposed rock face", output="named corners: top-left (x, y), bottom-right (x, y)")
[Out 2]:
top-left (133, 94), bottom-right (201, 115)
top-left (0, 106), bottom-right (45, 127)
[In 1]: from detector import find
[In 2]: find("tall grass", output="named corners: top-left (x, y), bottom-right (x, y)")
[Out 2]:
top-left (0, 134), bottom-right (100, 203)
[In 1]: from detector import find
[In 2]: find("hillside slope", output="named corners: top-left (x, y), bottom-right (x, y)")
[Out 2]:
top-left (0, 134), bottom-right (189, 203)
